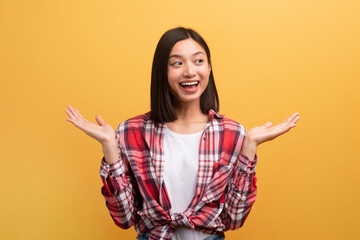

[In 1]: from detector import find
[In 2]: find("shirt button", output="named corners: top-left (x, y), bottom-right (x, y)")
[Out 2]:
top-left (241, 195), bottom-right (247, 201)
top-left (203, 137), bottom-right (206, 140)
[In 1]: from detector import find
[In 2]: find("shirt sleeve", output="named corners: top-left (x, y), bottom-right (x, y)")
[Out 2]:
top-left (221, 133), bottom-right (258, 230)
top-left (99, 129), bottom-right (139, 229)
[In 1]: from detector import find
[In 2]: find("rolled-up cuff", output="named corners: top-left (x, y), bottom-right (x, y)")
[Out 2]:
top-left (237, 152), bottom-right (258, 174)
top-left (100, 156), bottom-right (125, 178)
top-left (100, 156), bottom-right (130, 195)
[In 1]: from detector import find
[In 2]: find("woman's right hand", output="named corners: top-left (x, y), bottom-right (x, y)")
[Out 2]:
top-left (65, 105), bottom-right (115, 144)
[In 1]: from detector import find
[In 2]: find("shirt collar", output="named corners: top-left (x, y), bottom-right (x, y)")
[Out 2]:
top-left (144, 109), bottom-right (224, 122)
top-left (208, 109), bottom-right (224, 122)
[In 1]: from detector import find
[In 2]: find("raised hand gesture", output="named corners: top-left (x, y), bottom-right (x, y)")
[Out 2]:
top-left (241, 112), bottom-right (300, 160)
top-left (65, 105), bottom-right (119, 163)
top-left (65, 105), bottom-right (115, 144)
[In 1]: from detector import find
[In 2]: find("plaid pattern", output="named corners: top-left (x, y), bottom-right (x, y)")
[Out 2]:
top-left (100, 110), bottom-right (258, 240)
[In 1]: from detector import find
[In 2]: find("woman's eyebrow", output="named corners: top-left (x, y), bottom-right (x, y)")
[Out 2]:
top-left (168, 51), bottom-right (205, 59)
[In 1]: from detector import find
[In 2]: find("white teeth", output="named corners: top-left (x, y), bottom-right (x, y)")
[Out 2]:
top-left (180, 81), bottom-right (199, 86)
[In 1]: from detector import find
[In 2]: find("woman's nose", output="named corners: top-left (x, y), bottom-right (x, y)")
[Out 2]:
top-left (183, 64), bottom-right (196, 78)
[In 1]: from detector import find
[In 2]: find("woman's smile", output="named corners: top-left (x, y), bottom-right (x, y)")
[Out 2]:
top-left (179, 80), bottom-right (200, 93)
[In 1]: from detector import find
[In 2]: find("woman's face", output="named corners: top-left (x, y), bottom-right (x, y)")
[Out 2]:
top-left (167, 38), bottom-right (211, 106)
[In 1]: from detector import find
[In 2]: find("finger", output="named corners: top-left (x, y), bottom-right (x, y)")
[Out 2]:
top-left (262, 113), bottom-right (300, 141)
top-left (65, 109), bottom-right (78, 122)
top-left (282, 112), bottom-right (298, 125)
top-left (69, 106), bottom-right (88, 125)
top-left (281, 112), bottom-right (300, 128)
top-left (74, 107), bottom-right (89, 123)
top-left (263, 122), bottom-right (272, 128)
top-left (279, 114), bottom-right (300, 133)
top-left (289, 112), bottom-right (299, 123)
top-left (284, 115), bottom-right (300, 129)
top-left (72, 107), bottom-right (85, 122)
top-left (66, 106), bottom-right (87, 129)
top-left (291, 115), bottom-right (300, 124)
top-left (95, 115), bottom-right (106, 126)
top-left (67, 105), bottom-right (82, 122)
top-left (66, 117), bottom-right (85, 130)
top-left (273, 118), bottom-right (295, 134)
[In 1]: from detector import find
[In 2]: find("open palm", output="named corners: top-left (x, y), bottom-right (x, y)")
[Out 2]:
top-left (65, 105), bottom-right (115, 144)
top-left (247, 112), bottom-right (300, 146)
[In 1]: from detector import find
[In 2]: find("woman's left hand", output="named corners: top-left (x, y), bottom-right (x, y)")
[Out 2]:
top-left (241, 112), bottom-right (300, 160)
top-left (248, 112), bottom-right (300, 145)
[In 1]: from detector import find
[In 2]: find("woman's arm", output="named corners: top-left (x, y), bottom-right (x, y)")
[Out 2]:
top-left (221, 112), bottom-right (300, 230)
top-left (65, 105), bottom-right (139, 228)
top-left (221, 126), bottom-right (258, 230)
top-left (100, 130), bottom-right (139, 229)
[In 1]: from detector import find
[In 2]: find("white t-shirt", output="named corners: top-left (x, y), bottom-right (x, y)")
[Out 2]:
top-left (163, 125), bottom-right (213, 240)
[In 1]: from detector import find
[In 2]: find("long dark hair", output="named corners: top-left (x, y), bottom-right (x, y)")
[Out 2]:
top-left (150, 27), bottom-right (219, 124)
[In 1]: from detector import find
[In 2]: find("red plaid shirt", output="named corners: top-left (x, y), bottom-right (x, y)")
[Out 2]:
top-left (100, 110), bottom-right (258, 240)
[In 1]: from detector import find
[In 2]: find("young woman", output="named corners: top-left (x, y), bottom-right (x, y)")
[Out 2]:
top-left (65, 27), bottom-right (300, 240)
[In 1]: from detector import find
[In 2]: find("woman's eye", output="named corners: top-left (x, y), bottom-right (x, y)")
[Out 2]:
top-left (195, 59), bottom-right (204, 64)
top-left (171, 61), bottom-right (182, 66)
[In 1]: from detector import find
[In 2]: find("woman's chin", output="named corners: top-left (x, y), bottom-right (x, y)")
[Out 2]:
top-left (176, 96), bottom-right (201, 105)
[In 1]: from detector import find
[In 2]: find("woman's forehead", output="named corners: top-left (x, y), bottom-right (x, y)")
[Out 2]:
top-left (169, 38), bottom-right (206, 57)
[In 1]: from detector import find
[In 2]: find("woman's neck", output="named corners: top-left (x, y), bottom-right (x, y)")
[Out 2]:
top-left (166, 101), bottom-right (209, 134)
top-left (174, 101), bottom-right (207, 123)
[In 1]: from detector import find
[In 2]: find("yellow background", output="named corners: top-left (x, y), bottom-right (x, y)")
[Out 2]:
top-left (1, 0), bottom-right (359, 239)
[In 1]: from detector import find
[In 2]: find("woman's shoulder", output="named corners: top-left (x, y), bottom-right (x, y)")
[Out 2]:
top-left (216, 113), bottom-right (247, 137)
